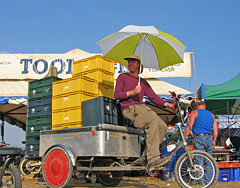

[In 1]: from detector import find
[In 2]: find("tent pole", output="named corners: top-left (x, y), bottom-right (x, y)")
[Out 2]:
top-left (1, 114), bottom-right (4, 141)
top-left (231, 102), bottom-right (240, 119)
top-left (227, 100), bottom-right (230, 144)
top-left (190, 52), bottom-right (198, 98)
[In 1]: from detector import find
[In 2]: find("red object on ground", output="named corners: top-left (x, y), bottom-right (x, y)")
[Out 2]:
top-left (44, 149), bottom-right (70, 187)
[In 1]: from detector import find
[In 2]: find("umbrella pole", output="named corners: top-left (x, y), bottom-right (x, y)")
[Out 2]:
top-left (138, 65), bottom-right (142, 86)
top-left (138, 34), bottom-right (146, 85)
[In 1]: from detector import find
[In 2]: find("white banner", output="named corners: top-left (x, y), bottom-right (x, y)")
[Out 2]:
top-left (114, 52), bottom-right (192, 79)
top-left (0, 50), bottom-right (191, 80)
top-left (0, 81), bottom-right (28, 96)
top-left (0, 49), bottom-right (192, 97)
top-left (0, 49), bottom-right (96, 80)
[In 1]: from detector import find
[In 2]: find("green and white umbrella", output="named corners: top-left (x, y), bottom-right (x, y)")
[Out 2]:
top-left (97, 25), bottom-right (186, 70)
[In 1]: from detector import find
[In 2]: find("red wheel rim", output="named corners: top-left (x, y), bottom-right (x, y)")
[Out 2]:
top-left (44, 149), bottom-right (70, 187)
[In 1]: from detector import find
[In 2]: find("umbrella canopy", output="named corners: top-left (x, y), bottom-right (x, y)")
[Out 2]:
top-left (97, 25), bottom-right (186, 70)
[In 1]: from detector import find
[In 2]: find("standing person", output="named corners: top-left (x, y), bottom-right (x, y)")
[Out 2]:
top-left (184, 100), bottom-right (218, 183)
top-left (184, 100), bottom-right (218, 153)
top-left (114, 55), bottom-right (174, 171)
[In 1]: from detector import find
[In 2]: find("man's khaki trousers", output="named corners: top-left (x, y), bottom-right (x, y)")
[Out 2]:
top-left (123, 104), bottom-right (167, 164)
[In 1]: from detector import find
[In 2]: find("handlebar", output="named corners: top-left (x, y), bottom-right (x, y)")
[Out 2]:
top-left (169, 91), bottom-right (190, 125)
top-left (169, 91), bottom-right (180, 112)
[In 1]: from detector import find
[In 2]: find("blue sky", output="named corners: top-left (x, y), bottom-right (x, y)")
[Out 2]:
top-left (1, 0), bottom-right (239, 88)
top-left (1, 0), bottom-right (240, 146)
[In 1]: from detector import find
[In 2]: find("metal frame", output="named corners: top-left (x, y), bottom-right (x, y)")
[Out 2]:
top-left (44, 144), bottom-right (76, 166)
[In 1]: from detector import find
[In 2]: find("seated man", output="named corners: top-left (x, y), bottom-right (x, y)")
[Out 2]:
top-left (114, 55), bottom-right (174, 171)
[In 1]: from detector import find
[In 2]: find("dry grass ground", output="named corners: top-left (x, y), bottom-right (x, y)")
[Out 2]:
top-left (22, 176), bottom-right (240, 188)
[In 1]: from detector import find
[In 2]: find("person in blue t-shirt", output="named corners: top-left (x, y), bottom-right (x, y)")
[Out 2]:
top-left (184, 100), bottom-right (218, 151)
top-left (184, 100), bottom-right (218, 184)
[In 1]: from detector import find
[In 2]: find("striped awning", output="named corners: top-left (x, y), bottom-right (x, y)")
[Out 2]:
top-left (0, 96), bottom-right (27, 130)
top-left (217, 119), bottom-right (240, 129)
top-left (220, 128), bottom-right (240, 137)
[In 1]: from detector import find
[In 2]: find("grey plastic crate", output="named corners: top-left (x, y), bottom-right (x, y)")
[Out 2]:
top-left (82, 97), bottom-right (118, 126)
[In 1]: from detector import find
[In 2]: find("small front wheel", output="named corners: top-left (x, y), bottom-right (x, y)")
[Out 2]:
top-left (1, 163), bottom-right (22, 188)
top-left (175, 150), bottom-right (219, 188)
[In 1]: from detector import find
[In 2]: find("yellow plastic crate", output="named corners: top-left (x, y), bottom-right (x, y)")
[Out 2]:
top-left (52, 107), bottom-right (82, 126)
top-left (52, 91), bottom-right (97, 112)
top-left (98, 83), bottom-right (114, 99)
top-left (73, 55), bottom-right (114, 75)
top-left (53, 76), bottom-right (97, 97)
top-left (52, 122), bottom-right (82, 130)
top-left (80, 68), bottom-right (114, 86)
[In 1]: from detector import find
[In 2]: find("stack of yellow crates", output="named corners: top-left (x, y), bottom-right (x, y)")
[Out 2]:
top-left (52, 55), bottom-right (114, 129)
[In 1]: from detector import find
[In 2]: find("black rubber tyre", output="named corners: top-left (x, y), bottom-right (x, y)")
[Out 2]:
top-left (19, 157), bottom-right (33, 177)
top-left (42, 147), bottom-right (73, 188)
top-left (1, 163), bottom-right (22, 188)
top-left (175, 150), bottom-right (219, 188)
top-left (19, 157), bottom-right (41, 177)
top-left (96, 171), bottom-right (123, 187)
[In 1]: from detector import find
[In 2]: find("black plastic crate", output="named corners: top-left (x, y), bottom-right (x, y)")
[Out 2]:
top-left (82, 97), bottom-right (118, 126)
top-left (116, 103), bottom-right (134, 127)
top-left (26, 136), bottom-right (40, 156)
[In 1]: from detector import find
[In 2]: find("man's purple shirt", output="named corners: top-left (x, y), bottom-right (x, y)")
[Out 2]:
top-left (114, 73), bottom-right (166, 111)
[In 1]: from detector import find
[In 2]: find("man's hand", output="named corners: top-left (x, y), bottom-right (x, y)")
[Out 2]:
top-left (213, 141), bottom-right (216, 148)
top-left (127, 86), bottom-right (142, 97)
top-left (134, 85), bottom-right (142, 95)
top-left (164, 102), bottom-right (175, 109)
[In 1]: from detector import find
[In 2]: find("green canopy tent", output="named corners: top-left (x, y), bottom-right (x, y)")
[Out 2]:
top-left (198, 74), bottom-right (240, 150)
top-left (198, 73), bottom-right (240, 115)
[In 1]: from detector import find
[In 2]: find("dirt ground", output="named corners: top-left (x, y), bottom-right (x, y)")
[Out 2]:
top-left (22, 176), bottom-right (240, 188)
